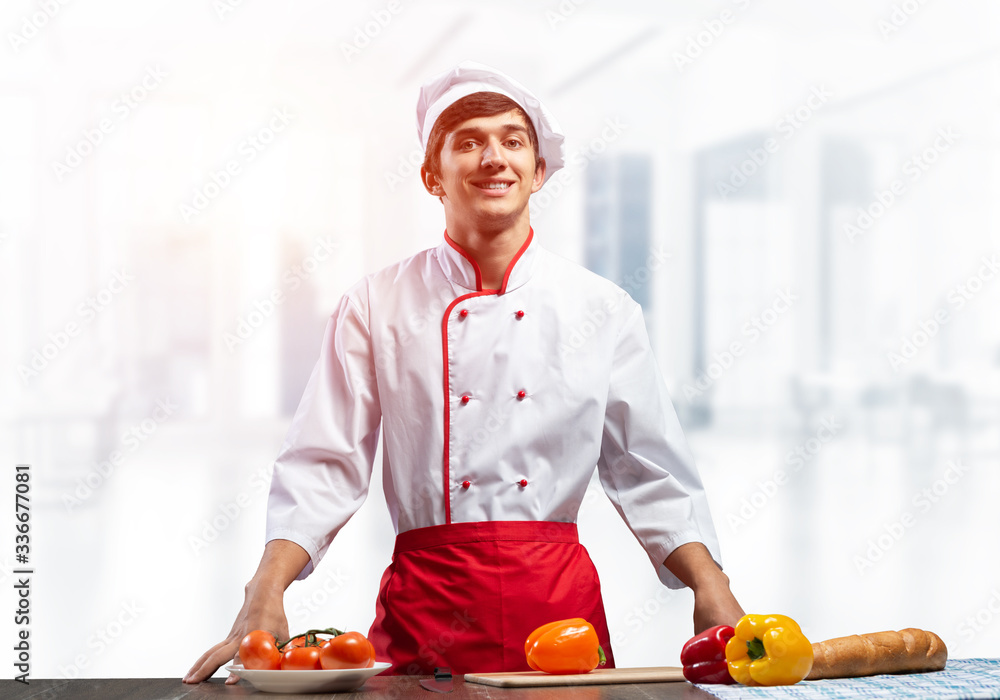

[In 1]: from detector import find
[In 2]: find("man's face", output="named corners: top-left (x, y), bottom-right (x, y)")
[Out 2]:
top-left (424, 110), bottom-right (546, 232)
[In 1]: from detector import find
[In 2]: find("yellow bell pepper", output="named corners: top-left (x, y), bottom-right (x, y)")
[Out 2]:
top-left (725, 614), bottom-right (813, 686)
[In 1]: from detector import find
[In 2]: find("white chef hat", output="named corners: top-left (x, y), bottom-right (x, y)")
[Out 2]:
top-left (416, 61), bottom-right (565, 185)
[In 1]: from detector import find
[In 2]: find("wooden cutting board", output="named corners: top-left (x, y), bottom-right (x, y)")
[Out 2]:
top-left (464, 666), bottom-right (686, 687)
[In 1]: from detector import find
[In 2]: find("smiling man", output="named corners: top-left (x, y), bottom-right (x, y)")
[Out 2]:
top-left (185, 61), bottom-right (743, 683)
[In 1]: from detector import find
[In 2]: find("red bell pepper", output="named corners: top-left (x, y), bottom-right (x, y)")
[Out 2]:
top-left (681, 625), bottom-right (738, 684)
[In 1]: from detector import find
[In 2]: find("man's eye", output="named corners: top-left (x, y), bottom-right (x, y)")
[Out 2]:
top-left (506, 139), bottom-right (523, 148)
top-left (460, 140), bottom-right (477, 149)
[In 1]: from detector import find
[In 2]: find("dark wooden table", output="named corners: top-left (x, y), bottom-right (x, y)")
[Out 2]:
top-left (0, 676), bottom-right (720, 699)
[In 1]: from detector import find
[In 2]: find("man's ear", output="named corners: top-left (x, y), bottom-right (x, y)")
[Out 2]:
top-left (421, 165), bottom-right (445, 198)
top-left (530, 157), bottom-right (547, 193)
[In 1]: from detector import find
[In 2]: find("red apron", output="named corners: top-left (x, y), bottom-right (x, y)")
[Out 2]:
top-left (367, 520), bottom-right (616, 675)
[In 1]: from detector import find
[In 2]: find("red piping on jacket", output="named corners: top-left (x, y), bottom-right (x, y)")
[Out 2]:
top-left (440, 228), bottom-right (534, 524)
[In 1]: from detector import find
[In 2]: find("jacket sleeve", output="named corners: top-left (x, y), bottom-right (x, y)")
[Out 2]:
top-left (265, 289), bottom-right (382, 580)
top-left (596, 300), bottom-right (722, 589)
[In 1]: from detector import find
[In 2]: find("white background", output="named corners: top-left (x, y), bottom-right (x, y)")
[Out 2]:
top-left (1, 0), bottom-right (999, 681)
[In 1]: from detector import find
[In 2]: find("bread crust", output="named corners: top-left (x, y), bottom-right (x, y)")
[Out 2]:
top-left (805, 628), bottom-right (947, 680)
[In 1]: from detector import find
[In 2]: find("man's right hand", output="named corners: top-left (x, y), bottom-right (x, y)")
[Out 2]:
top-left (183, 539), bottom-right (310, 684)
top-left (183, 582), bottom-right (289, 684)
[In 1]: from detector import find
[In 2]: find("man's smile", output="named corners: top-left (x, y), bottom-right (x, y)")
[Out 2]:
top-left (473, 179), bottom-right (514, 193)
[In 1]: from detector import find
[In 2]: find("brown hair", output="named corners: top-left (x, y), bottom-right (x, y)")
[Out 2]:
top-left (422, 92), bottom-right (541, 177)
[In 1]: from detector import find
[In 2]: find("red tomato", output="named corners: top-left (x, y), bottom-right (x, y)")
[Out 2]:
top-left (239, 630), bottom-right (281, 670)
top-left (286, 633), bottom-right (334, 649)
top-left (320, 631), bottom-right (376, 670)
top-left (281, 646), bottom-right (322, 670)
top-left (285, 635), bottom-right (306, 649)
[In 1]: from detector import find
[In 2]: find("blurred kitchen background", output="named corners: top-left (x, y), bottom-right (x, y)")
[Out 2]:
top-left (1, 0), bottom-right (999, 680)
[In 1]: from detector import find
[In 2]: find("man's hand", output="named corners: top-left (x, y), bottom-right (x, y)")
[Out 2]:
top-left (690, 573), bottom-right (745, 633)
top-left (663, 542), bottom-right (745, 634)
top-left (183, 583), bottom-right (289, 684)
top-left (183, 539), bottom-right (310, 684)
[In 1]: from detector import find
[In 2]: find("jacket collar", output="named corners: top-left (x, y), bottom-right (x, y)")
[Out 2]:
top-left (435, 228), bottom-right (537, 294)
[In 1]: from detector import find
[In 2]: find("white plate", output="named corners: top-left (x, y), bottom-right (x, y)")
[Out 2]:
top-left (225, 662), bottom-right (391, 693)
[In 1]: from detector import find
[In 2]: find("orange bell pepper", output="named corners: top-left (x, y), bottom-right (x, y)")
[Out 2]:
top-left (524, 618), bottom-right (607, 674)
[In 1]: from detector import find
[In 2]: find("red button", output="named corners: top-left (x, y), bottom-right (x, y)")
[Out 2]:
top-left (517, 390), bottom-right (527, 400)
top-left (515, 310), bottom-right (525, 319)
top-left (462, 480), bottom-right (471, 489)
top-left (461, 395), bottom-right (470, 404)
top-left (519, 479), bottom-right (528, 487)
top-left (459, 309), bottom-right (468, 318)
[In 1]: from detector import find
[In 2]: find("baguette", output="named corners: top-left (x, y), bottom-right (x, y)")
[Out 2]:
top-left (806, 628), bottom-right (947, 680)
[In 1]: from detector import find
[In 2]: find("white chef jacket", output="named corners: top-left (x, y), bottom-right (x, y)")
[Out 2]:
top-left (266, 229), bottom-right (722, 589)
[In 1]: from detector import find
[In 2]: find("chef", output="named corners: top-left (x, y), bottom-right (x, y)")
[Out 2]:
top-left (184, 61), bottom-right (743, 684)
